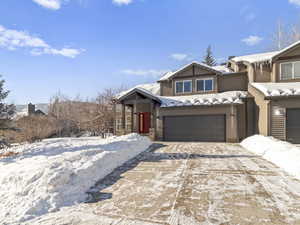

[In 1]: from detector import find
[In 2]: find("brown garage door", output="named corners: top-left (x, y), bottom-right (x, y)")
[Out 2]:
top-left (163, 115), bottom-right (226, 142)
top-left (286, 109), bottom-right (300, 144)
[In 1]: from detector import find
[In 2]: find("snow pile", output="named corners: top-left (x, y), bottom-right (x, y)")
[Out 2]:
top-left (241, 135), bottom-right (300, 180)
top-left (160, 91), bottom-right (248, 107)
top-left (251, 82), bottom-right (300, 97)
top-left (0, 134), bottom-right (151, 225)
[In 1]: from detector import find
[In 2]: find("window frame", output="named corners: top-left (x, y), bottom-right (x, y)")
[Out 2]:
top-left (196, 78), bottom-right (214, 92)
top-left (175, 80), bottom-right (192, 94)
top-left (280, 61), bottom-right (300, 80)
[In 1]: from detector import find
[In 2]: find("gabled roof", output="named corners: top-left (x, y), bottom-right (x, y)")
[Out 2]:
top-left (158, 61), bottom-right (223, 82)
top-left (231, 40), bottom-right (300, 64)
top-left (117, 83), bottom-right (161, 102)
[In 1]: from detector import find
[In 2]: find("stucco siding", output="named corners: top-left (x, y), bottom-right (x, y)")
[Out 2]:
top-left (248, 85), bottom-right (270, 136)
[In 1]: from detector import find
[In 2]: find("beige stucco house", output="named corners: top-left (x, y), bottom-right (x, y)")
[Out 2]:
top-left (115, 41), bottom-right (300, 143)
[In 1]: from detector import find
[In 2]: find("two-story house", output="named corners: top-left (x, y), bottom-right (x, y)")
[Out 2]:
top-left (115, 41), bottom-right (300, 143)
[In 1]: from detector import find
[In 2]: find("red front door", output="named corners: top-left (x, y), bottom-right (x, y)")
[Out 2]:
top-left (139, 112), bottom-right (150, 134)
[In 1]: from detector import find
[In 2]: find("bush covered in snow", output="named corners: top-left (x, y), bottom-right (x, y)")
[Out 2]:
top-left (241, 135), bottom-right (300, 180)
top-left (0, 134), bottom-right (151, 225)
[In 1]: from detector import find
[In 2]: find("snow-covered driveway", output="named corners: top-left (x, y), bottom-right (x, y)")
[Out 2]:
top-left (29, 142), bottom-right (300, 225)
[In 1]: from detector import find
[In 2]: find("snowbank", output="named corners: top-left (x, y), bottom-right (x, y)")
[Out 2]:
top-left (0, 134), bottom-right (151, 225)
top-left (241, 135), bottom-right (300, 180)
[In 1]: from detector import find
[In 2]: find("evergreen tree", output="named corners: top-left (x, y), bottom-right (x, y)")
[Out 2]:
top-left (0, 76), bottom-right (15, 129)
top-left (202, 45), bottom-right (217, 66)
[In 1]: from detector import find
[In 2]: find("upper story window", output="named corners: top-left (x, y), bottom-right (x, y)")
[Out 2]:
top-left (280, 61), bottom-right (300, 80)
top-left (196, 78), bottom-right (214, 92)
top-left (175, 80), bottom-right (192, 94)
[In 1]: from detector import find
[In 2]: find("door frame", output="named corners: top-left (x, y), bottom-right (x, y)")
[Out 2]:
top-left (138, 112), bottom-right (151, 134)
top-left (286, 108), bottom-right (300, 143)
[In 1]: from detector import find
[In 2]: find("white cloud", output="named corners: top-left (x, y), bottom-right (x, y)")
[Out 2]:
top-left (289, 0), bottom-right (300, 6)
top-left (121, 69), bottom-right (168, 77)
top-left (170, 53), bottom-right (189, 61)
top-left (32, 0), bottom-right (64, 10)
top-left (0, 25), bottom-right (84, 58)
top-left (112, 0), bottom-right (133, 6)
top-left (242, 35), bottom-right (263, 46)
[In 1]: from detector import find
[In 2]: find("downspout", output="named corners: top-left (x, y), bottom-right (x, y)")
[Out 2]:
top-left (244, 98), bottom-right (248, 137)
top-left (230, 104), bottom-right (238, 142)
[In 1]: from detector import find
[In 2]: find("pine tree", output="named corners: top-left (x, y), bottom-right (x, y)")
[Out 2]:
top-left (0, 76), bottom-right (15, 129)
top-left (202, 45), bottom-right (217, 66)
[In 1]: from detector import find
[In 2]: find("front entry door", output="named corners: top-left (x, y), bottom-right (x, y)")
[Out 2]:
top-left (139, 112), bottom-right (151, 134)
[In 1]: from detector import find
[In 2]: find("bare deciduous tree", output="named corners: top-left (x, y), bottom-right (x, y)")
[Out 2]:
top-left (270, 19), bottom-right (300, 50)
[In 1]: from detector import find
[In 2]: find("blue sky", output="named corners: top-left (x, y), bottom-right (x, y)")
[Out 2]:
top-left (1, 0), bottom-right (300, 104)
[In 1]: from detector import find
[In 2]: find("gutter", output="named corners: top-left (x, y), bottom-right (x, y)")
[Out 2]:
top-left (264, 95), bottom-right (300, 100)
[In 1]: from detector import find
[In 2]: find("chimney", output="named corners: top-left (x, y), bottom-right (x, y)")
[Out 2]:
top-left (28, 103), bottom-right (35, 116)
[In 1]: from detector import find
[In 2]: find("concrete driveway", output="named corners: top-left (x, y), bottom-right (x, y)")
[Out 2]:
top-left (31, 143), bottom-right (300, 225)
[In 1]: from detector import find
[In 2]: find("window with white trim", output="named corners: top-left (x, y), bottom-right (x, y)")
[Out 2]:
top-left (196, 78), bottom-right (214, 92)
top-left (280, 61), bottom-right (300, 80)
top-left (175, 80), bottom-right (192, 93)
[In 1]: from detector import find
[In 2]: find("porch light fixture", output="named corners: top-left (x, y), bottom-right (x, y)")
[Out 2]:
top-left (273, 108), bottom-right (285, 116)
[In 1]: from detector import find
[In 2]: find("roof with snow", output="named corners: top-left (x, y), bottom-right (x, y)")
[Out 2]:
top-left (212, 65), bottom-right (234, 74)
top-left (117, 83), bottom-right (247, 107)
top-left (251, 82), bottom-right (300, 97)
top-left (158, 61), bottom-right (229, 82)
top-left (160, 91), bottom-right (248, 107)
top-left (231, 51), bottom-right (280, 64)
top-left (117, 83), bottom-right (161, 102)
top-left (117, 83), bottom-right (160, 98)
top-left (231, 40), bottom-right (300, 64)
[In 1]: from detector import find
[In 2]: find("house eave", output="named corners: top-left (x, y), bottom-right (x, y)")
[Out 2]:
top-left (117, 88), bottom-right (162, 104)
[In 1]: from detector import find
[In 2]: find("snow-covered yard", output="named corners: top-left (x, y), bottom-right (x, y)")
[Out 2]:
top-left (0, 134), bottom-right (151, 225)
top-left (21, 142), bottom-right (300, 225)
top-left (241, 135), bottom-right (300, 180)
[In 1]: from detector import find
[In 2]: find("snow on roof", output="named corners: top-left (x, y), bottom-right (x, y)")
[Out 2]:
top-left (231, 51), bottom-right (280, 64)
top-left (231, 40), bottom-right (300, 64)
top-left (117, 83), bottom-right (160, 100)
top-left (159, 91), bottom-right (248, 107)
top-left (251, 82), bottom-right (300, 97)
top-left (158, 61), bottom-right (223, 81)
top-left (212, 65), bottom-right (234, 74)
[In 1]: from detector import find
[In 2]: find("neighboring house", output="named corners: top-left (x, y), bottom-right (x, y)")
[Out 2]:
top-left (115, 41), bottom-right (300, 143)
top-left (14, 103), bottom-right (48, 119)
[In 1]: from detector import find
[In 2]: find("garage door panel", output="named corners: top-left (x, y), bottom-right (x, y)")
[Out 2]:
top-left (163, 115), bottom-right (225, 142)
top-left (287, 109), bottom-right (300, 144)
